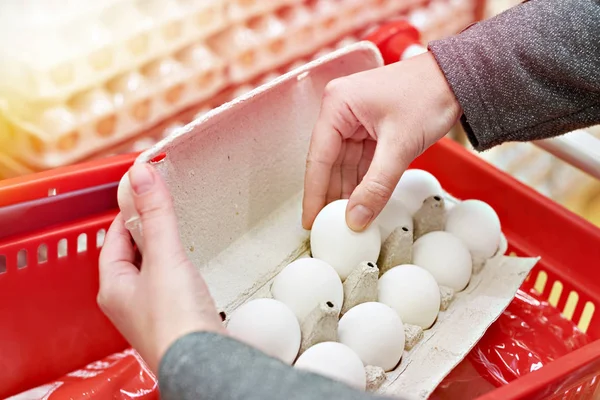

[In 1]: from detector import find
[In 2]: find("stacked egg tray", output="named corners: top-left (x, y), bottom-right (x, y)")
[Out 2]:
top-left (0, 0), bottom-right (477, 178)
top-left (97, 0), bottom-right (478, 160)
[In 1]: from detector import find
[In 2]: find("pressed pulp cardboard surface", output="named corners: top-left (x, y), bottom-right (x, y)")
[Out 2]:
top-left (137, 43), bottom-right (384, 268)
top-left (131, 43), bottom-right (539, 398)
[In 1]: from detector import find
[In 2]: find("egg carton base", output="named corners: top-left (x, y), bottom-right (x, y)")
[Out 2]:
top-left (191, 190), bottom-right (537, 399)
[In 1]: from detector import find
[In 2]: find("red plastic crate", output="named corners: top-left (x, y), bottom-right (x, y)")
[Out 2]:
top-left (1, 138), bottom-right (600, 399)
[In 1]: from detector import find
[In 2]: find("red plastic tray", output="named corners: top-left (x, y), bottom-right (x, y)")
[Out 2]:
top-left (1, 138), bottom-right (600, 399)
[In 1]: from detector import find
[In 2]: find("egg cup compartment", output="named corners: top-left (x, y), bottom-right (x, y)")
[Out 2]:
top-left (226, 0), bottom-right (305, 24)
top-left (120, 43), bottom-right (539, 399)
top-left (208, 7), bottom-right (317, 84)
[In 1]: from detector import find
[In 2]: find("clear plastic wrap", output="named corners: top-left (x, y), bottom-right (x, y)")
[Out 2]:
top-left (7, 349), bottom-right (157, 400)
top-left (431, 288), bottom-right (592, 399)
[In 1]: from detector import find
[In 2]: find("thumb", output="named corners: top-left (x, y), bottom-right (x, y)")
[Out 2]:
top-left (128, 163), bottom-right (187, 266)
top-left (346, 131), bottom-right (413, 231)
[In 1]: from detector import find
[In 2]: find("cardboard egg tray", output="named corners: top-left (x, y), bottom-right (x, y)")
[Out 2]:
top-left (122, 43), bottom-right (538, 399)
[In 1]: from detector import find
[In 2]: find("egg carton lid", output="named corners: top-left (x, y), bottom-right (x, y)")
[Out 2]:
top-left (121, 42), bottom-right (538, 399)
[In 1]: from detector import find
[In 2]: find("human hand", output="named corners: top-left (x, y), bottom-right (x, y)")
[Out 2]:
top-left (302, 52), bottom-right (462, 231)
top-left (98, 163), bottom-right (225, 373)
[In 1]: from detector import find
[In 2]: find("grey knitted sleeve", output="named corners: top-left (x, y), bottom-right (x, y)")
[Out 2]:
top-left (158, 332), bottom-right (394, 400)
top-left (428, 0), bottom-right (600, 151)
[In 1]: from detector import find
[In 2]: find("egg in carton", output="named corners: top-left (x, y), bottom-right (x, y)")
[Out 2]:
top-left (1, 45), bottom-right (227, 170)
top-left (118, 43), bottom-right (539, 399)
top-left (0, 0), bottom-right (226, 104)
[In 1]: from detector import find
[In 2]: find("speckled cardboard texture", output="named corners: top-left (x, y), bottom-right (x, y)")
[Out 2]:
top-left (130, 43), bottom-right (538, 398)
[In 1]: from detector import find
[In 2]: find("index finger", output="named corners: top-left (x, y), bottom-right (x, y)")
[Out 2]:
top-left (302, 88), bottom-right (360, 229)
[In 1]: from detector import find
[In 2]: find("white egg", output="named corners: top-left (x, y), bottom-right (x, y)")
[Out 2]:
top-left (375, 199), bottom-right (413, 243)
top-left (310, 200), bottom-right (381, 280)
top-left (412, 231), bottom-right (473, 291)
top-left (378, 265), bottom-right (441, 329)
top-left (227, 298), bottom-right (301, 365)
top-left (271, 258), bottom-right (343, 320)
top-left (338, 302), bottom-right (405, 371)
top-left (392, 169), bottom-right (443, 215)
top-left (445, 200), bottom-right (501, 260)
top-left (295, 342), bottom-right (366, 390)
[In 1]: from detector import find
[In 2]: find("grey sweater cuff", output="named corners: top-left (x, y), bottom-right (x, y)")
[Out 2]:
top-left (428, 0), bottom-right (600, 151)
top-left (158, 332), bottom-right (392, 400)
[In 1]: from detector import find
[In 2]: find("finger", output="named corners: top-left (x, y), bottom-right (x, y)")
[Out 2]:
top-left (341, 139), bottom-right (364, 199)
top-left (346, 128), bottom-right (413, 232)
top-left (302, 80), bottom-right (360, 229)
top-left (326, 140), bottom-right (346, 204)
top-left (358, 138), bottom-right (376, 184)
top-left (98, 214), bottom-right (139, 304)
top-left (128, 163), bottom-right (187, 267)
top-left (99, 214), bottom-right (137, 271)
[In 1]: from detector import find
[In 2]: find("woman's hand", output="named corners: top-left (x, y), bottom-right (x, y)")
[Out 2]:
top-left (98, 163), bottom-right (225, 372)
top-left (302, 52), bottom-right (462, 231)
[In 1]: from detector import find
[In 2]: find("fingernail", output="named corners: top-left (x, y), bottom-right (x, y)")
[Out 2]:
top-left (129, 164), bottom-right (155, 195)
top-left (348, 205), bottom-right (373, 231)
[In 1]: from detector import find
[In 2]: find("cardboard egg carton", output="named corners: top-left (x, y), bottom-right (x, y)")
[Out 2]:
top-left (0, 44), bottom-right (227, 169)
top-left (124, 43), bottom-right (538, 399)
top-left (0, 0), bottom-right (227, 103)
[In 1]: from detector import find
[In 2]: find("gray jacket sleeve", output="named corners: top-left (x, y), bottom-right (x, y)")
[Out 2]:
top-left (428, 0), bottom-right (600, 151)
top-left (158, 332), bottom-right (393, 400)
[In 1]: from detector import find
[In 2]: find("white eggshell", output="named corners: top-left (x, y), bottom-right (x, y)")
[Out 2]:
top-left (227, 298), bottom-right (301, 365)
top-left (294, 342), bottom-right (366, 390)
top-left (271, 258), bottom-right (343, 320)
top-left (378, 265), bottom-right (441, 329)
top-left (375, 199), bottom-right (413, 243)
top-left (445, 200), bottom-right (501, 260)
top-left (338, 302), bottom-right (405, 371)
top-left (310, 200), bottom-right (381, 280)
top-left (412, 231), bottom-right (473, 291)
top-left (392, 169), bottom-right (443, 215)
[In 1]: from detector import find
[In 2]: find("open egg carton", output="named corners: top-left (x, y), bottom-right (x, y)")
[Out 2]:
top-left (214, 187), bottom-right (537, 398)
top-left (120, 43), bottom-right (538, 399)
top-left (0, 0), bottom-right (439, 174)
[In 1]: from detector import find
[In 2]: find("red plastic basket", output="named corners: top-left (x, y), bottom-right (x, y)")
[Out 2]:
top-left (2, 138), bottom-right (600, 399)
top-left (2, 12), bottom-right (600, 398)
